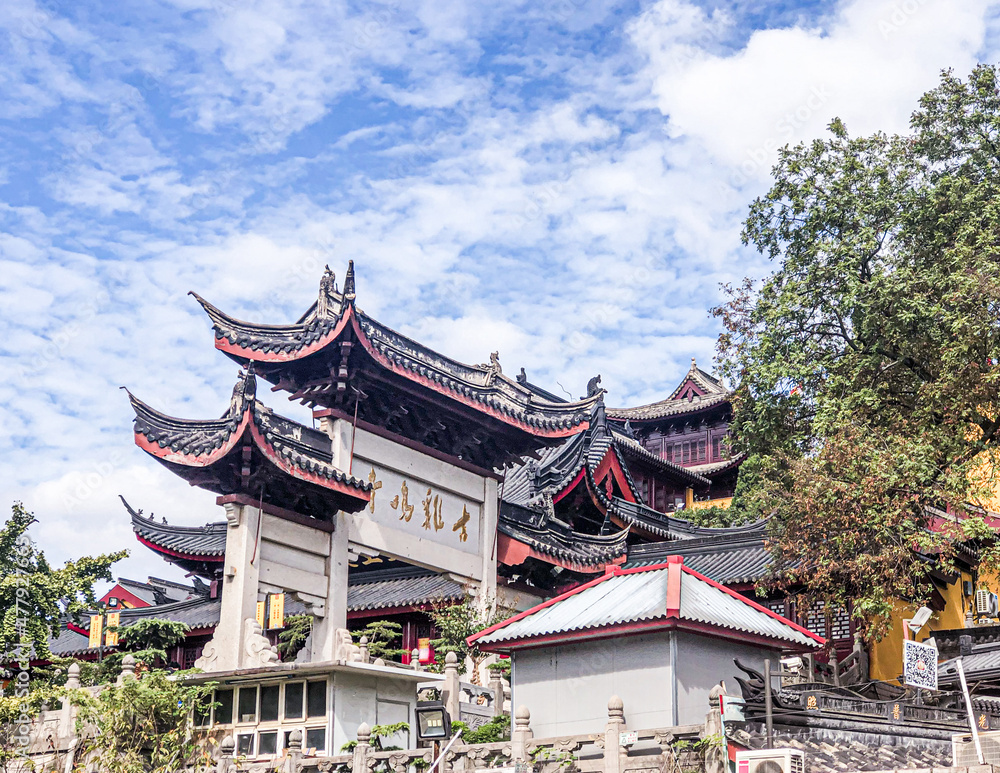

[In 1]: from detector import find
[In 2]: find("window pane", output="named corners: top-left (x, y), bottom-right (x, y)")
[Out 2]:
top-left (260, 685), bottom-right (279, 722)
top-left (258, 731), bottom-right (278, 755)
top-left (194, 698), bottom-right (210, 727)
top-left (306, 681), bottom-right (326, 717)
top-left (215, 690), bottom-right (234, 725)
top-left (238, 687), bottom-right (258, 723)
top-left (284, 682), bottom-right (304, 719)
top-left (237, 734), bottom-right (254, 757)
top-left (306, 727), bottom-right (326, 752)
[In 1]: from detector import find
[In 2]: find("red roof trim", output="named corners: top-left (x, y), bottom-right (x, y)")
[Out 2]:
top-left (468, 557), bottom-right (825, 648)
top-left (476, 618), bottom-right (810, 653)
top-left (679, 563), bottom-right (825, 645)
top-left (496, 532), bottom-right (622, 575)
top-left (213, 304), bottom-right (354, 363)
top-left (467, 568), bottom-right (620, 646)
top-left (348, 311), bottom-right (586, 440)
top-left (134, 409), bottom-right (251, 466)
top-left (248, 420), bottom-right (371, 503)
top-left (135, 534), bottom-right (224, 563)
top-left (552, 467), bottom-right (587, 504)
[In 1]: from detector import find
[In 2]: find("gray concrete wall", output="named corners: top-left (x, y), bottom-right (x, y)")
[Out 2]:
top-left (511, 632), bottom-right (673, 738)
top-left (674, 631), bottom-right (776, 725)
top-left (331, 671), bottom-right (417, 754)
top-left (511, 630), bottom-right (782, 736)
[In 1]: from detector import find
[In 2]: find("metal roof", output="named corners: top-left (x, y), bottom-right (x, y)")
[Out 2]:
top-left (472, 562), bottom-right (821, 650)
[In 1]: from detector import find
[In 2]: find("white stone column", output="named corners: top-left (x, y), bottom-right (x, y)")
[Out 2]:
top-left (197, 501), bottom-right (261, 672)
top-left (480, 476), bottom-right (499, 603)
top-left (312, 509), bottom-right (350, 662)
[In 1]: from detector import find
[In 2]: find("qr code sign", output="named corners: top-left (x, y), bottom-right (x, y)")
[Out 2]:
top-left (903, 639), bottom-right (938, 690)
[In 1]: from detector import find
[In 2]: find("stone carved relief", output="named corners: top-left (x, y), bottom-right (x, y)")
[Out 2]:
top-left (334, 628), bottom-right (362, 662)
top-left (244, 618), bottom-right (280, 667)
top-left (194, 637), bottom-right (221, 672)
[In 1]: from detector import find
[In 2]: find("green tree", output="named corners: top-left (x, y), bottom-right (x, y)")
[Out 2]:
top-left (70, 669), bottom-right (216, 773)
top-left (277, 614), bottom-right (312, 660)
top-left (715, 64), bottom-right (1000, 639)
top-left (352, 620), bottom-right (405, 661)
top-left (429, 597), bottom-right (512, 682)
top-left (0, 502), bottom-right (126, 661)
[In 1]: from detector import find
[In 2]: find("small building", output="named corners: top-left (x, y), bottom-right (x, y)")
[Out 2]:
top-left (469, 556), bottom-right (823, 738)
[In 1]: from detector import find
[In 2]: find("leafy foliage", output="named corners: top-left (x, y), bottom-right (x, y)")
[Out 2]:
top-left (119, 618), bottom-right (190, 664)
top-left (715, 64), bottom-right (1000, 638)
top-left (0, 502), bottom-right (126, 660)
top-left (353, 619), bottom-right (405, 661)
top-left (70, 669), bottom-right (216, 773)
top-left (452, 714), bottom-right (510, 744)
top-left (428, 596), bottom-right (513, 681)
top-left (277, 614), bottom-right (313, 659)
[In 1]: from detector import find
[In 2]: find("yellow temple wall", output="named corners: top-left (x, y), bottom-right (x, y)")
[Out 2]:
top-left (868, 570), bottom-right (973, 683)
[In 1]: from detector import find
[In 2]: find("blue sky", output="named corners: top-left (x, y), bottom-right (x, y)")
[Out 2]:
top-left (2, 0), bottom-right (999, 582)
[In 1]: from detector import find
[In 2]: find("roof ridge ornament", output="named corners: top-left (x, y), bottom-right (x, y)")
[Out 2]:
top-left (343, 259), bottom-right (357, 303)
top-left (317, 265), bottom-right (337, 317)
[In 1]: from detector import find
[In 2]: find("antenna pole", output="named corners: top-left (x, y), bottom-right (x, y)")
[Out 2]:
top-left (763, 658), bottom-right (774, 747)
top-left (957, 658), bottom-right (985, 765)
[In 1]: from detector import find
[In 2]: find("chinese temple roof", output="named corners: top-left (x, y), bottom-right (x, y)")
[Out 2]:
top-left (125, 497), bottom-right (226, 576)
top-left (346, 567), bottom-right (465, 614)
top-left (190, 263), bottom-right (599, 469)
top-left (498, 503), bottom-right (630, 573)
top-left (608, 358), bottom-right (731, 423)
top-left (126, 368), bottom-right (371, 521)
top-left (625, 524), bottom-right (771, 586)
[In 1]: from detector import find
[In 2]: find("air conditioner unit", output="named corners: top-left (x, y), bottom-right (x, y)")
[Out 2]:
top-left (975, 589), bottom-right (998, 616)
top-left (953, 732), bottom-right (1000, 766)
top-left (736, 749), bottom-right (805, 773)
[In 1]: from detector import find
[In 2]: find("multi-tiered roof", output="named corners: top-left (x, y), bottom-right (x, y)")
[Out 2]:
top-left (191, 262), bottom-right (600, 470)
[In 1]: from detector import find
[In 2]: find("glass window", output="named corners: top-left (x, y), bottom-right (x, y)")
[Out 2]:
top-left (237, 733), bottom-right (254, 757)
top-left (260, 685), bottom-right (279, 722)
top-left (193, 698), bottom-right (211, 727)
top-left (238, 686), bottom-right (258, 723)
top-left (712, 438), bottom-right (720, 460)
top-left (284, 682), bottom-right (304, 719)
top-left (305, 727), bottom-right (326, 752)
top-left (306, 681), bottom-right (326, 717)
top-left (258, 731), bottom-right (278, 755)
top-left (698, 440), bottom-right (706, 461)
top-left (215, 689), bottom-right (234, 725)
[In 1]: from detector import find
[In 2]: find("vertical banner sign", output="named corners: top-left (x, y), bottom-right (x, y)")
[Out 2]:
top-left (268, 593), bottom-right (285, 630)
top-left (903, 639), bottom-right (939, 690)
top-left (418, 637), bottom-right (431, 663)
top-left (105, 612), bottom-right (120, 647)
top-left (89, 615), bottom-right (103, 648)
top-left (256, 601), bottom-right (266, 628)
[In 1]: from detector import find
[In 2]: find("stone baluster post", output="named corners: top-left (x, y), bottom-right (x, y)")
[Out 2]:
top-left (604, 696), bottom-right (626, 773)
top-left (830, 647), bottom-right (840, 687)
top-left (489, 671), bottom-right (505, 718)
top-left (511, 706), bottom-right (533, 763)
top-left (703, 684), bottom-right (726, 773)
top-left (284, 728), bottom-right (303, 773)
top-left (443, 652), bottom-right (461, 723)
top-left (412, 648), bottom-right (421, 671)
top-left (217, 736), bottom-right (235, 773)
top-left (60, 663), bottom-right (81, 773)
top-left (359, 636), bottom-right (370, 664)
top-left (353, 724), bottom-right (371, 773)
top-left (117, 654), bottom-right (136, 685)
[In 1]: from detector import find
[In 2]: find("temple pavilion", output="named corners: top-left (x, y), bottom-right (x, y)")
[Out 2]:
top-left (51, 263), bottom-right (752, 669)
